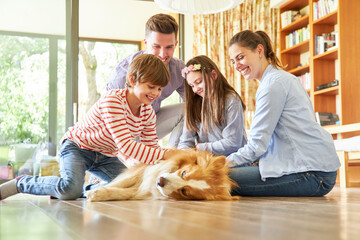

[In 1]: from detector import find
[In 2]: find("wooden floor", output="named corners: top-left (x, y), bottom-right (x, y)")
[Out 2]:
top-left (1, 187), bottom-right (360, 240)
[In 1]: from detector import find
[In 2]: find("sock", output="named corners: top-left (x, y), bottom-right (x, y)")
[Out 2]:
top-left (0, 178), bottom-right (19, 200)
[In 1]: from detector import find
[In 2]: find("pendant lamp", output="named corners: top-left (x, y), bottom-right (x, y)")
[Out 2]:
top-left (154, 0), bottom-right (244, 15)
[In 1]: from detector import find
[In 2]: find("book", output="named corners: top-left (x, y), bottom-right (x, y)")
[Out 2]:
top-left (315, 112), bottom-right (340, 126)
top-left (281, 10), bottom-right (299, 28)
top-left (300, 5), bottom-right (309, 16)
top-left (316, 79), bottom-right (339, 90)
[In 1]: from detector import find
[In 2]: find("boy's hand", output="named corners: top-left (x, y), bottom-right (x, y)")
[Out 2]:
top-left (162, 149), bottom-right (184, 160)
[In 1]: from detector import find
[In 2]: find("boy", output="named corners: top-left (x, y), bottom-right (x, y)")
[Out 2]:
top-left (0, 54), bottom-right (176, 200)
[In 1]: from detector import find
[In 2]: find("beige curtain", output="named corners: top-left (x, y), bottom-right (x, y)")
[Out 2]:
top-left (192, 0), bottom-right (279, 129)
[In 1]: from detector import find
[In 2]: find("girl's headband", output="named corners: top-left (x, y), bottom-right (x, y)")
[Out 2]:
top-left (181, 64), bottom-right (201, 78)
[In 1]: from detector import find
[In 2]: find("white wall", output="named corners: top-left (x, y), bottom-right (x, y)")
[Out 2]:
top-left (0, 0), bottom-right (65, 35)
top-left (0, 0), bottom-right (197, 60)
top-left (79, 0), bottom-right (169, 40)
top-left (0, 0), bottom-right (170, 40)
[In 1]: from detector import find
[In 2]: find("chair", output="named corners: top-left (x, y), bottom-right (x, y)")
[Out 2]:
top-left (325, 123), bottom-right (360, 188)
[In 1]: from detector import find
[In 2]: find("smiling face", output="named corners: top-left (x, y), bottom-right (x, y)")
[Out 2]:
top-left (144, 31), bottom-right (178, 65)
top-left (229, 43), bottom-right (265, 81)
top-left (132, 81), bottom-right (162, 106)
top-left (186, 71), bottom-right (205, 97)
top-left (126, 74), bottom-right (163, 114)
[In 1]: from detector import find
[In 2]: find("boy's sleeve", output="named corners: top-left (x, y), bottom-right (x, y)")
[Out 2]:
top-left (100, 96), bottom-right (165, 165)
top-left (140, 109), bottom-right (161, 149)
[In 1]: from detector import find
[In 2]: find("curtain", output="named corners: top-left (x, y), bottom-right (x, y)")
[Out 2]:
top-left (192, 0), bottom-right (279, 129)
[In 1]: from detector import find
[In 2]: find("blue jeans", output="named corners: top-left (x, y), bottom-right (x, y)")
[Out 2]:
top-left (229, 166), bottom-right (337, 197)
top-left (16, 139), bottom-right (126, 200)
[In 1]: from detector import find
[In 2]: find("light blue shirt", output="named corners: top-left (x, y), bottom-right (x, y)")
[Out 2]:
top-left (178, 93), bottom-right (247, 156)
top-left (227, 65), bottom-right (340, 180)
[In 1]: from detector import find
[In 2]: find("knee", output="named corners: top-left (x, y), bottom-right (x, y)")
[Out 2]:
top-left (56, 179), bottom-right (84, 200)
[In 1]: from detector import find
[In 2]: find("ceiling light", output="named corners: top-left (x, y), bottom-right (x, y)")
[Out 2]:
top-left (154, 0), bottom-right (244, 15)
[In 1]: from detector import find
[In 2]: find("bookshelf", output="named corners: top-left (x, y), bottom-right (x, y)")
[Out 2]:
top-left (279, 0), bottom-right (360, 136)
top-left (279, 0), bottom-right (310, 93)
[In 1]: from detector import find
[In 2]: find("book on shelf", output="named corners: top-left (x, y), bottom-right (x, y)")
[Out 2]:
top-left (315, 31), bottom-right (338, 55)
top-left (281, 5), bottom-right (310, 29)
top-left (315, 112), bottom-right (340, 126)
top-left (299, 5), bottom-right (309, 16)
top-left (281, 10), bottom-right (300, 28)
top-left (316, 79), bottom-right (339, 90)
top-left (313, 0), bottom-right (338, 20)
top-left (297, 72), bottom-right (311, 90)
top-left (285, 25), bottom-right (310, 49)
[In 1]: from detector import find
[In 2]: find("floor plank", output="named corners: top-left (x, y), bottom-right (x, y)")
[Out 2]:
top-left (1, 187), bottom-right (360, 240)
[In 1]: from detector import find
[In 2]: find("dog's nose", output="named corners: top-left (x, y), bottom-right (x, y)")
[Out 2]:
top-left (157, 176), bottom-right (166, 187)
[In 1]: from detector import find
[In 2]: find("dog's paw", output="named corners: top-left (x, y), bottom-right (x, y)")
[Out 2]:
top-left (85, 187), bottom-right (107, 202)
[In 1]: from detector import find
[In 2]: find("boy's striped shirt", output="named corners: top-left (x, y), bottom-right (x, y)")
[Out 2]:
top-left (62, 89), bottom-right (165, 165)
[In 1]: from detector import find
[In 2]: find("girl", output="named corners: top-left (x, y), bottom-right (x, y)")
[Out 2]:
top-left (228, 30), bottom-right (340, 196)
top-left (178, 55), bottom-right (247, 157)
top-left (0, 54), bottom-right (177, 200)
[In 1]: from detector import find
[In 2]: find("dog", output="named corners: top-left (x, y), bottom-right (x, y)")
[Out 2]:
top-left (85, 149), bottom-right (239, 201)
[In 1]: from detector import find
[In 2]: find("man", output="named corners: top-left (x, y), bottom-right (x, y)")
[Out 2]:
top-left (107, 13), bottom-right (185, 147)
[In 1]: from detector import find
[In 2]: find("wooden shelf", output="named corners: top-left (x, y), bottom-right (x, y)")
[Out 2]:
top-left (287, 65), bottom-right (310, 75)
top-left (314, 86), bottom-right (339, 95)
top-left (280, 0), bottom-right (308, 12)
top-left (281, 14), bottom-right (309, 33)
top-left (281, 40), bottom-right (309, 54)
top-left (313, 10), bottom-right (338, 25)
top-left (279, 0), bottom-right (360, 127)
top-left (313, 48), bottom-right (338, 60)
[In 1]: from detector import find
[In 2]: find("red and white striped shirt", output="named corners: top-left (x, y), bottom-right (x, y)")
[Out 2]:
top-left (62, 89), bottom-right (165, 165)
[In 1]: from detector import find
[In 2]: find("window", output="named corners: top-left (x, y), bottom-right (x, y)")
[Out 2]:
top-left (77, 39), bottom-right (140, 120)
top-left (0, 33), bottom-right (140, 177)
top-left (0, 33), bottom-right (66, 176)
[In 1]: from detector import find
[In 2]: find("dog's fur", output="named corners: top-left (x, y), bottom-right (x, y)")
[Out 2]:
top-left (85, 150), bottom-right (239, 201)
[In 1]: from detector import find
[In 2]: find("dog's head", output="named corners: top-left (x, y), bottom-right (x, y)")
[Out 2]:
top-left (156, 150), bottom-right (239, 201)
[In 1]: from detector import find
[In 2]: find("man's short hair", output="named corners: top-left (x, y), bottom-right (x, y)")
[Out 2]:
top-left (145, 14), bottom-right (178, 39)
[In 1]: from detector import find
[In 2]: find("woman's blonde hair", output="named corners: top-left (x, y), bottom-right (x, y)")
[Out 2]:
top-left (126, 54), bottom-right (170, 88)
top-left (184, 55), bottom-right (245, 134)
top-left (230, 30), bottom-right (284, 69)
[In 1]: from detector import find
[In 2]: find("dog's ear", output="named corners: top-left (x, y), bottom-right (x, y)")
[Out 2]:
top-left (171, 150), bottom-right (198, 167)
top-left (206, 188), bottom-right (240, 201)
top-left (210, 155), bottom-right (226, 169)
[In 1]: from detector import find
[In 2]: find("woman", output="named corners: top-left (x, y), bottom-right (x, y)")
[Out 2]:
top-left (178, 55), bottom-right (247, 157)
top-left (227, 30), bottom-right (339, 197)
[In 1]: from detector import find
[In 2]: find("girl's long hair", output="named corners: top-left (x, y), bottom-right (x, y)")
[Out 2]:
top-left (184, 55), bottom-right (245, 134)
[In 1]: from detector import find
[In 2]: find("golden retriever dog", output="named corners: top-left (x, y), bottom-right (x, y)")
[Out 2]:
top-left (85, 150), bottom-right (239, 201)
